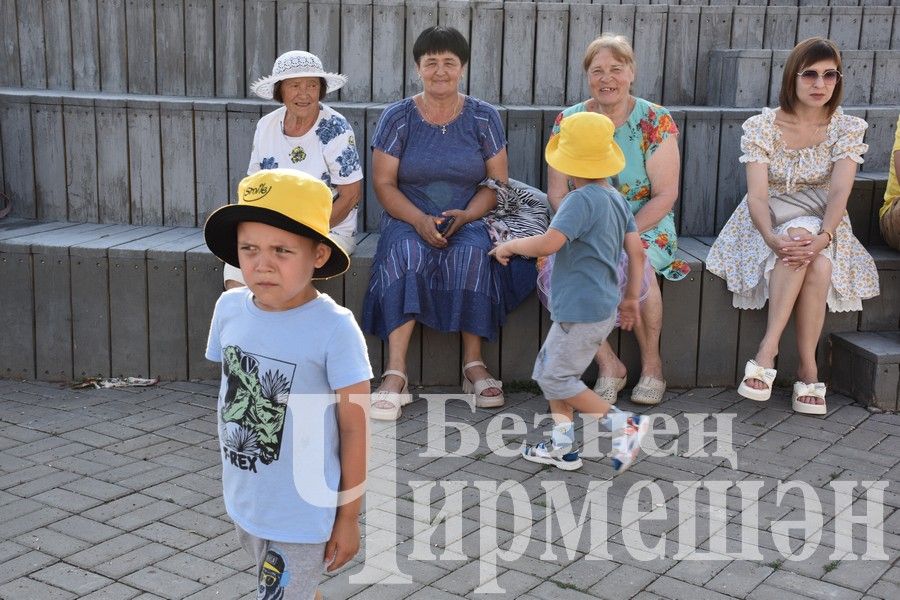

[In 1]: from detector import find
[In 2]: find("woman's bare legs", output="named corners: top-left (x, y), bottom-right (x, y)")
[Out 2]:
top-left (792, 254), bottom-right (831, 405)
top-left (633, 276), bottom-right (664, 379)
top-left (746, 227), bottom-right (817, 390)
top-left (595, 275), bottom-right (664, 380)
top-left (377, 325), bottom-right (500, 398)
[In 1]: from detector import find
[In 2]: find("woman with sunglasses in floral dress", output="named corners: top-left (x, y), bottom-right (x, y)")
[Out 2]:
top-left (707, 38), bottom-right (879, 415)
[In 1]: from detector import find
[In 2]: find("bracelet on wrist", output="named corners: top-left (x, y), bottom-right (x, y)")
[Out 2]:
top-left (819, 229), bottom-right (834, 245)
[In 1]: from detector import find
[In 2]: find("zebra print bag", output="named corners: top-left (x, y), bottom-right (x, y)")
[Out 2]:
top-left (480, 178), bottom-right (550, 244)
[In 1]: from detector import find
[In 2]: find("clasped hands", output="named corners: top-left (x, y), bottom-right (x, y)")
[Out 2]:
top-left (767, 227), bottom-right (829, 270)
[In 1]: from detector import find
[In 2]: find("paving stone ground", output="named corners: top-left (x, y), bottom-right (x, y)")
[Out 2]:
top-left (0, 377), bottom-right (897, 599)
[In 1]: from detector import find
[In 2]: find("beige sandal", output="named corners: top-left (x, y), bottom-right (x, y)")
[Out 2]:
top-left (370, 370), bottom-right (411, 421)
top-left (593, 376), bottom-right (626, 405)
top-left (631, 375), bottom-right (666, 405)
top-left (737, 360), bottom-right (776, 402)
top-left (462, 361), bottom-right (504, 408)
top-left (792, 381), bottom-right (827, 416)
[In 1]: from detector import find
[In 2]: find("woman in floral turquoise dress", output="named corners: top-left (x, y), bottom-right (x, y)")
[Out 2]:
top-left (548, 34), bottom-right (689, 406)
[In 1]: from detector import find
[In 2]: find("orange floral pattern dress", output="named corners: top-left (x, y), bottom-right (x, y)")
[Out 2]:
top-left (553, 97), bottom-right (689, 280)
top-left (706, 107), bottom-right (879, 312)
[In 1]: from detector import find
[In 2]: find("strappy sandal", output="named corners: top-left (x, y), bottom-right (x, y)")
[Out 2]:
top-left (593, 376), bottom-right (626, 405)
top-left (631, 375), bottom-right (666, 405)
top-left (370, 370), bottom-right (411, 421)
top-left (462, 360), bottom-right (504, 408)
top-left (792, 381), bottom-right (827, 416)
top-left (737, 360), bottom-right (776, 402)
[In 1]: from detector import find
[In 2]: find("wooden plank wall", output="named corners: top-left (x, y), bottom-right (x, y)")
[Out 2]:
top-left (98, 0), bottom-right (128, 92)
top-left (96, 98), bottom-right (131, 223)
top-left (30, 97), bottom-right (67, 222)
top-left (3, 2), bottom-right (899, 107)
top-left (1, 90), bottom-right (896, 237)
top-left (1, 213), bottom-right (897, 384)
top-left (710, 48), bottom-right (900, 107)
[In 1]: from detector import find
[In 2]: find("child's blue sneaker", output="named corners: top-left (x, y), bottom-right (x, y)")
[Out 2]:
top-left (521, 439), bottom-right (583, 471)
top-left (610, 414), bottom-right (649, 472)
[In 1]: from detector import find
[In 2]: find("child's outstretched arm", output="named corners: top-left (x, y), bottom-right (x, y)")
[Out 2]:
top-left (488, 228), bottom-right (567, 266)
top-left (326, 379), bottom-right (370, 572)
top-left (619, 232), bottom-right (644, 331)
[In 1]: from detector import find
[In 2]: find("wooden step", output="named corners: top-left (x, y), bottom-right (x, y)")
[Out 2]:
top-left (830, 331), bottom-right (900, 411)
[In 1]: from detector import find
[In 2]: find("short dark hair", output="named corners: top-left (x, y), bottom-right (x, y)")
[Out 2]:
top-left (413, 26), bottom-right (470, 67)
top-left (273, 77), bottom-right (328, 103)
top-left (780, 37), bottom-right (843, 117)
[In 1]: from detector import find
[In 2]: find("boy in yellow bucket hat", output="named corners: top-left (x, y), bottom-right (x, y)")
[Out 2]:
top-left (490, 112), bottom-right (649, 472)
top-left (204, 169), bottom-right (372, 599)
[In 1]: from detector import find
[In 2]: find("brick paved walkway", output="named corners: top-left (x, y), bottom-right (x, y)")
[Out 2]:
top-left (0, 378), bottom-right (897, 599)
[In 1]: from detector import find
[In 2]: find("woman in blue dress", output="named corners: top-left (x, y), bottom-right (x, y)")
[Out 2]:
top-left (363, 27), bottom-right (534, 420)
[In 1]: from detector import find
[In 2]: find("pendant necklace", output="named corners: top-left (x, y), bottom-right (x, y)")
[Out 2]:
top-left (421, 93), bottom-right (462, 134)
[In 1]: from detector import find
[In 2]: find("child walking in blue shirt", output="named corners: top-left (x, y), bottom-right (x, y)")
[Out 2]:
top-left (205, 169), bottom-right (372, 599)
top-left (490, 112), bottom-right (649, 472)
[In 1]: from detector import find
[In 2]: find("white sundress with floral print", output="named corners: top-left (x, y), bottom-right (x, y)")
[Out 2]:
top-left (706, 107), bottom-right (880, 312)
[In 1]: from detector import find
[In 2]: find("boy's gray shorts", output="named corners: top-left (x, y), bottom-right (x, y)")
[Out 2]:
top-left (532, 317), bottom-right (616, 401)
top-left (236, 524), bottom-right (327, 600)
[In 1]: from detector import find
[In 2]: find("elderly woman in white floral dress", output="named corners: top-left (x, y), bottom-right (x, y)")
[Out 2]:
top-left (707, 38), bottom-right (879, 415)
top-left (223, 50), bottom-right (363, 288)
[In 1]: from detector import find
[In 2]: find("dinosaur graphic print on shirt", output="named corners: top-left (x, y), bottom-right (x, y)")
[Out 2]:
top-left (220, 345), bottom-right (296, 473)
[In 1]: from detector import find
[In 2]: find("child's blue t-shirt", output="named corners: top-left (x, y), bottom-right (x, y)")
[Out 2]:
top-left (205, 289), bottom-right (372, 543)
top-left (549, 183), bottom-right (637, 323)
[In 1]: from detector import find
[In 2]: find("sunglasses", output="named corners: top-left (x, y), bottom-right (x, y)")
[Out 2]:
top-left (797, 69), bottom-right (842, 85)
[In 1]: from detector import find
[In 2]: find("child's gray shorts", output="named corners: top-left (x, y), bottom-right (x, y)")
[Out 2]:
top-left (236, 524), bottom-right (327, 600)
top-left (532, 317), bottom-right (616, 401)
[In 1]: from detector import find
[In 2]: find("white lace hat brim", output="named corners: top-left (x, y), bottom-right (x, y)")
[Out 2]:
top-left (250, 72), bottom-right (348, 99)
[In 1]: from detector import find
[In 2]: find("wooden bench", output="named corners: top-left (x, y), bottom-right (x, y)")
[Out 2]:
top-left (3, 217), bottom-right (898, 391)
top-left (0, 219), bottom-right (223, 381)
top-left (2, 89), bottom-right (897, 240)
top-left (678, 237), bottom-right (900, 388)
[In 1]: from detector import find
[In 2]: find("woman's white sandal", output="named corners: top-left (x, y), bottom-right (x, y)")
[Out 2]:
top-left (593, 376), bottom-right (627, 405)
top-left (462, 361), bottom-right (504, 408)
top-left (370, 370), bottom-right (411, 421)
top-left (792, 381), bottom-right (827, 415)
top-left (737, 360), bottom-right (777, 401)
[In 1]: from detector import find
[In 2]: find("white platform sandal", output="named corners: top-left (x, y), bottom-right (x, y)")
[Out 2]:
top-left (370, 370), bottom-right (411, 421)
top-left (792, 381), bottom-right (827, 416)
top-left (462, 361), bottom-right (504, 408)
top-left (737, 360), bottom-right (777, 401)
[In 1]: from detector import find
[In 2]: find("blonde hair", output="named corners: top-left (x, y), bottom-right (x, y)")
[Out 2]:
top-left (583, 34), bottom-right (635, 73)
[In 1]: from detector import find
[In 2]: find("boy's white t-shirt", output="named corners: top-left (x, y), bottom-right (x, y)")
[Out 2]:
top-left (247, 104), bottom-right (363, 239)
top-left (205, 289), bottom-right (372, 543)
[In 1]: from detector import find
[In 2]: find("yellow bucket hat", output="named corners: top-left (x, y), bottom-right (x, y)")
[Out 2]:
top-left (545, 112), bottom-right (626, 179)
top-left (204, 169), bottom-right (350, 280)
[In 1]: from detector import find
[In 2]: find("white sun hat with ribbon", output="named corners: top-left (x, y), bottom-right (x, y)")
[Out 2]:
top-left (250, 50), bottom-right (348, 99)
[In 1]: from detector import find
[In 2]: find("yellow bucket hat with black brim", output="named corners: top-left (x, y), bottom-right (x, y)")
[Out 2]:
top-left (204, 169), bottom-right (350, 280)
top-left (545, 111), bottom-right (626, 180)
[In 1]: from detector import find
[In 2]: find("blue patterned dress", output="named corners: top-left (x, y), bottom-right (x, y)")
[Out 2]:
top-left (362, 96), bottom-right (535, 341)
